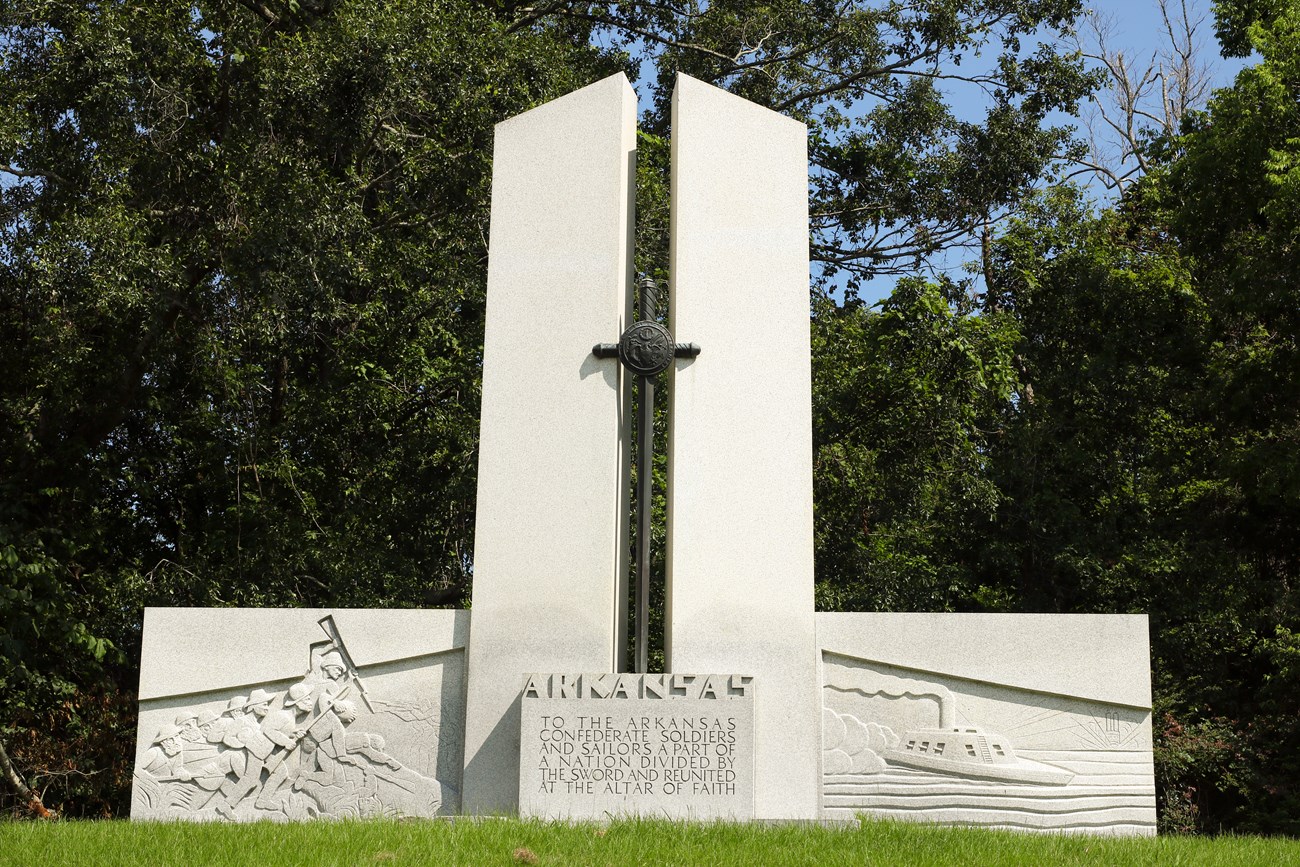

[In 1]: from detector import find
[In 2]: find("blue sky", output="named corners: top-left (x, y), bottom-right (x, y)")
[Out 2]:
top-left (1090, 0), bottom-right (1250, 90)
top-left (848, 0), bottom-right (1253, 305)
top-left (617, 1), bottom-right (1256, 307)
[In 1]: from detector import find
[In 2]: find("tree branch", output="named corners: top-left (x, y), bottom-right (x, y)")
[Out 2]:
top-left (234, 0), bottom-right (278, 25)
top-left (772, 48), bottom-right (940, 112)
top-left (525, 7), bottom-right (739, 64)
top-left (0, 734), bottom-right (55, 820)
top-left (1, 163), bottom-right (66, 185)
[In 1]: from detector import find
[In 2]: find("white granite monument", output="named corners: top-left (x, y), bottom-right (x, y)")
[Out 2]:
top-left (131, 72), bottom-right (1156, 833)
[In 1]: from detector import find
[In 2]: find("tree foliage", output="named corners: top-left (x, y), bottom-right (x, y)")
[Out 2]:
top-left (0, 0), bottom-right (621, 815)
top-left (951, 5), bottom-right (1300, 831)
top-left (812, 279), bottom-right (1018, 612)
top-left (1155, 3), bottom-right (1300, 831)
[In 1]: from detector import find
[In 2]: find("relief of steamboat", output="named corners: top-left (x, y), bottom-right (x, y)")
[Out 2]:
top-left (884, 726), bottom-right (1074, 786)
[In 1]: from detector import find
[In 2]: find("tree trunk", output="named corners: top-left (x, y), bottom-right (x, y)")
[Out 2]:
top-left (0, 733), bottom-right (54, 819)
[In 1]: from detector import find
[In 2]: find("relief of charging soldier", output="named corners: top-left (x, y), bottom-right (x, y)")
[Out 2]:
top-left (306, 649), bottom-right (351, 708)
top-left (204, 688), bottom-right (280, 819)
top-left (135, 718), bottom-right (236, 811)
top-left (163, 710), bottom-right (218, 766)
top-left (293, 696), bottom-right (447, 818)
top-left (175, 713), bottom-right (202, 744)
top-left (133, 723), bottom-right (197, 812)
top-left (249, 681), bottom-right (319, 814)
top-left (136, 615), bottom-right (447, 819)
top-left (272, 644), bottom-right (377, 816)
top-left (137, 724), bottom-right (194, 783)
top-left (341, 720), bottom-right (450, 815)
top-left (294, 697), bottom-right (376, 815)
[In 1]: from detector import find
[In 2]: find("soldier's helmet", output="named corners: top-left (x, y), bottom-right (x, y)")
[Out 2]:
top-left (225, 695), bottom-right (247, 713)
top-left (244, 688), bottom-right (275, 708)
top-left (153, 723), bottom-right (184, 744)
top-left (196, 709), bottom-right (220, 727)
top-left (319, 651), bottom-right (346, 676)
top-left (287, 682), bottom-right (315, 710)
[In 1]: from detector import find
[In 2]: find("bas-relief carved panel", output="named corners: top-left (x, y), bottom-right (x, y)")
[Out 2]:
top-left (131, 614), bottom-right (464, 821)
top-left (821, 654), bottom-right (1156, 836)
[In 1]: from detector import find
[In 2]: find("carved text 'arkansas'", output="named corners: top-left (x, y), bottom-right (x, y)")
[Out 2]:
top-left (522, 674), bottom-right (752, 700)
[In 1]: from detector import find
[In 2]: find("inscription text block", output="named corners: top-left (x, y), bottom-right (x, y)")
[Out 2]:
top-left (519, 674), bottom-right (754, 819)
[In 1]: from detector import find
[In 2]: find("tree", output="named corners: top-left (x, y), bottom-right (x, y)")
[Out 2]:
top-left (980, 186), bottom-right (1210, 616)
top-left (811, 279), bottom-right (1018, 613)
top-left (1071, 0), bottom-right (1217, 194)
top-left (502, 1), bottom-right (1098, 288)
top-left (1154, 2), bottom-right (1300, 832)
top-left (0, 0), bottom-right (618, 816)
top-left (970, 3), bottom-right (1300, 830)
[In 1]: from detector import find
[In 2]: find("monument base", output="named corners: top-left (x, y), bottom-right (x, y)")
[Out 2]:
top-left (130, 609), bottom-right (1155, 835)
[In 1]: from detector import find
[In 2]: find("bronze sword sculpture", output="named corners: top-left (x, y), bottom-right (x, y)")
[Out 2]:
top-left (593, 275), bottom-right (699, 674)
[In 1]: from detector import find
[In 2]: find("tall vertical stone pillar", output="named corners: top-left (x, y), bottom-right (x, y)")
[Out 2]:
top-left (461, 74), bottom-right (635, 814)
top-left (665, 74), bottom-right (820, 819)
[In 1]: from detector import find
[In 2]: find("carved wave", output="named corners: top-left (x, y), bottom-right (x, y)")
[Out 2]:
top-left (823, 749), bottom-right (1155, 834)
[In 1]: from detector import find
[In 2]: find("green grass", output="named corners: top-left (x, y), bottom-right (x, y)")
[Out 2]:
top-left (1, 817), bottom-right (1296, 867)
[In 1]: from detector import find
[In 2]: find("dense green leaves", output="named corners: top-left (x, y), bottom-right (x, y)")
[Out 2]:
top-left (812, 280), bottom-right (1017, 612)
top-left (1, 0), bottom-right (620, 815)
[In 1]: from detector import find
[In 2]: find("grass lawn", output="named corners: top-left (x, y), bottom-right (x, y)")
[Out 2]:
top-left (2, 816), bottom-right (1296, 866)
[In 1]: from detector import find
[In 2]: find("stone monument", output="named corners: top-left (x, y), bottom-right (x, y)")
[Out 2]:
top-left (131, 72), bottom-right (1156, 834)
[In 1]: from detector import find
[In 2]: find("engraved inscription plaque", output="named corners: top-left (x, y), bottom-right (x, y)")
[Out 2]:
top-left (519, 673), bottom-right (754, 819)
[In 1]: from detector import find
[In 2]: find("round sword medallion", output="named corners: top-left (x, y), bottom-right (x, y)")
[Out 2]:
top-left (618, 320), bottom-right (675, 377)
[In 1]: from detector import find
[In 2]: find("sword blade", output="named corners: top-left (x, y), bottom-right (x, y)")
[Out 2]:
top-left (636, 374), bottom-right (654, 675)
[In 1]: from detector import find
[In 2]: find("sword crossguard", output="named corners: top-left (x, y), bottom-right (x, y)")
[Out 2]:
top-left (592, 277), bottom-right (699, 375)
